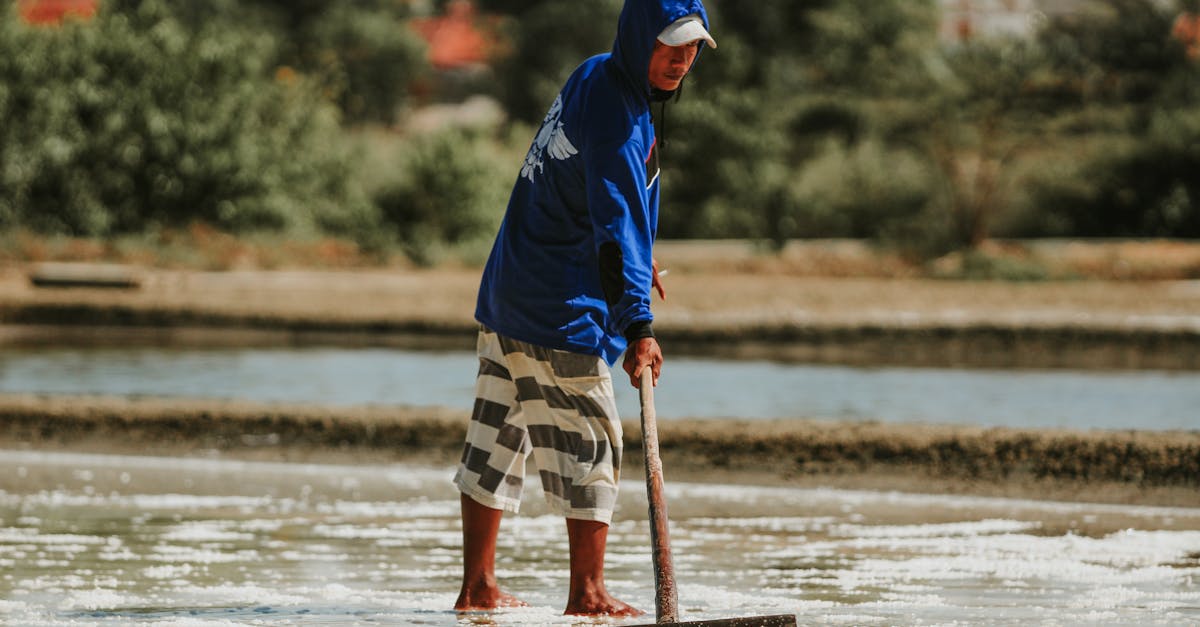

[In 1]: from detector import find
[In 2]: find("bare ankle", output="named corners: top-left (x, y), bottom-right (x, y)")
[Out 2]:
top-left (462, 572), bottom-right (498, 591)
top-left (565, 584), bottom-right (644, 617)
top-left (456, 578), bottom-right (528, 611)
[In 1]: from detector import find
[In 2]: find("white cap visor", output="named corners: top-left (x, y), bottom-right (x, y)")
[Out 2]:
top-left (657, 15), bottom-right (716, 49)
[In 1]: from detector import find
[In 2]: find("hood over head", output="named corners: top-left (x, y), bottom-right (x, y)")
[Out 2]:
top-left (610, 0), bottom-right (712, 99)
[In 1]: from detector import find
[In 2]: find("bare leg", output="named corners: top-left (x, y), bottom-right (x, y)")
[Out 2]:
top-left (563, 518), bottom-right (644, 617)
top-left (456, 494), bottom-right (528, 611)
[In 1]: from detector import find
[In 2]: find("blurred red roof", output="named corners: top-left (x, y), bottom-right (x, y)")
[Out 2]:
top-left (1174, 12), bottom-right (1200, 60)
top-left (18, 0), bottom-right (98, 24)
top-left (410, 0), bottom-right (495, 70)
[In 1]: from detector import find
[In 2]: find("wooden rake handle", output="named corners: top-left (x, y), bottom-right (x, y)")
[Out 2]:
top-left (640, 367), bottom-right (679, 624)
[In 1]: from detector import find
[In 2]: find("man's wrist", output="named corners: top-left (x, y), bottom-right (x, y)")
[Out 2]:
top-left (623, 320), bottom-right (655, 342)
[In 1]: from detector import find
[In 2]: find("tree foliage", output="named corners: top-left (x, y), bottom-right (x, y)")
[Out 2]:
top-left (142, 0), bottom-right (429, 124)
top-left (3, 0), bottom-right (1198, 259)
top-left (372, 128), bottom-right (510, 265)
top-left (662, 0), bottom-right (1200, 248)
top-left (1023, 0), bottom-right (1200, 238)
top-left (0, 0), bottom-right (373, 236)
top-left (663, 0), bottom-right (944, 248)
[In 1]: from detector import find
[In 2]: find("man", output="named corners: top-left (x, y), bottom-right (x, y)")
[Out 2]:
top-left (453, 0), bottom-right (715, 617)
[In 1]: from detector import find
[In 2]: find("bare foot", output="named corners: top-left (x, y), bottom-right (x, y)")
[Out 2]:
top-left (564, 591), bottom-right (645, 617)
top-left (455, 585), bottom-right (529, 611)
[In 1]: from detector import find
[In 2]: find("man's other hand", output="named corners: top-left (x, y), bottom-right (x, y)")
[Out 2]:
top-left (651, 259), bottom-right (666, 300)
top-left (622, 337), bottom-right (662, 388)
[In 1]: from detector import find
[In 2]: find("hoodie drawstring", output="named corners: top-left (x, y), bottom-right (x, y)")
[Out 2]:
top-left (654, 80), bottom-right (682, 156)
top-left (658, 101), bottom-right (668, 154)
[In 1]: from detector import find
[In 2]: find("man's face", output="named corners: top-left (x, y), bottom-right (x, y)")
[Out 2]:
top-left (648, 40), bottom-right (700, 91)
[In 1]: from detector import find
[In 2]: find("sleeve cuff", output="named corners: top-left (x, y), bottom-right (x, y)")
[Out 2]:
top-left (623, 320), bottom-right (655, 342)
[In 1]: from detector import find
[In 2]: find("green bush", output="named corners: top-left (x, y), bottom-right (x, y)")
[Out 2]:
top-left (929, 249), bottom-right (1051, 281)
top-left (295, 4), bottom-right (428, 125)
top-left (1026, 107), bottom-right (1200, 238)
top-left (0, 0), bottom-right (371, 237)
top-left (804, 0), bottom-right (939, 95)
top-left (165, 0), bottom-right (430, 125)
top-left (372, 128), bottom-right (510, 265)
top-left (659, 0), bottom-right (943, 245)
top-left (660, 90), bottom-right (792, 241)
top-left (791, 137), bottom-right (938, 245)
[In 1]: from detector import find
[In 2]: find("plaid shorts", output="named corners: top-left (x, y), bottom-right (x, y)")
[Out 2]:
top-left (453, 326), bottom-right (623, 524)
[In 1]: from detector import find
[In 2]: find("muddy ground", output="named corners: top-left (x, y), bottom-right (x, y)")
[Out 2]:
top-left (1, 394), bottom-right (1197, 508)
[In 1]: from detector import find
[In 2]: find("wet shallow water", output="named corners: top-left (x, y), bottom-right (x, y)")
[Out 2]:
top-left (1, 450), bottom-right (1198, 626)
top-left (2, 346), bottom-right (1199, 430)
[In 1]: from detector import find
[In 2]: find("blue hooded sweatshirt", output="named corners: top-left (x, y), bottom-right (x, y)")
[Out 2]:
top-left (475, 0), bottom-right (712, 366)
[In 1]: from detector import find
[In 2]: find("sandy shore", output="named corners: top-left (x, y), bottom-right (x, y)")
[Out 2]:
top-left (2, 394), bottom-right (1196, 508)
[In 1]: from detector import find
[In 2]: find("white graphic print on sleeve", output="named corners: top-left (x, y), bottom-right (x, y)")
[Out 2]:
top-left (521, 95), bottom-right (578, 182)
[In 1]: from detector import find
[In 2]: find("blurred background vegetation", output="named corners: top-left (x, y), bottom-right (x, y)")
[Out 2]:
top-left (1, 0), bottom-right (1198, 271)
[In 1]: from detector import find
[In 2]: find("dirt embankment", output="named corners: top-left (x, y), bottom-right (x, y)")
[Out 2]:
top-left (2, 394), bottom-right (1197, 508)
top-left (2, 249), bottom-right (1200, 369)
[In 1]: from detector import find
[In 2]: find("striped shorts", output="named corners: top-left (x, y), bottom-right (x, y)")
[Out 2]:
top-left (453, 326), bottom-right (623, 524)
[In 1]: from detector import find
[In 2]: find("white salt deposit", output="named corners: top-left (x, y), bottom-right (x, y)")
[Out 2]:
top-left (60, 588), bottom-right (146, 611)
top-left (0, 529), bottom-right (109, 545)
top-left (142, 564), bottom-right (195, 580)
top-left (160, 522), bottom-right (257, 543)
top-left (0, 449), bottom-right (1197, 626)
top-left (828, 518), bottom-right (1039, 538)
